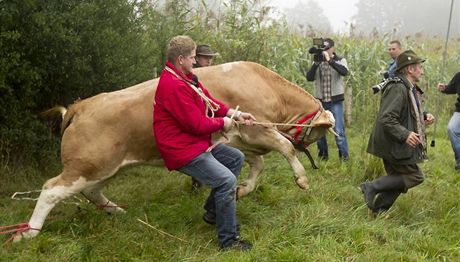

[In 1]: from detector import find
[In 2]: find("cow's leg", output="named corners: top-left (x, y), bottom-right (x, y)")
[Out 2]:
top-left (13, 172), bottom-right (99, 242)
top-left (237, 154), bottom-right (263, 199)
top-left (237, 127), bottom-right (309, 196)
top-left (272, 137), bottom-right (309, 191)
top-left (81, 180), bottom-right (126, 214)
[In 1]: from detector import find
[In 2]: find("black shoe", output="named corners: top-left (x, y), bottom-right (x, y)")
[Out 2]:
top-left (202, 211), bottom-right (216, 225)
top-left (318, 155), bottom-right (328, 161)
top-left (202, 212), bottom-right (241, 234)
top-left (220, 238), bottom-right (252, 251)
top-left (359, 182), bottom-right (376, 210)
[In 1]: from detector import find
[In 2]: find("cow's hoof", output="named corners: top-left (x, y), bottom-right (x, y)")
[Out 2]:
top-left (295, 176), bottom-right (310, 190)
top-left (12, 234), bottom-right (23, 243)
top-left (103, 206), bottom-right (126, 215)
top-left (237, 184), bottom-right (250, 199)
top-left (12, 230), bottom-right (39, 243)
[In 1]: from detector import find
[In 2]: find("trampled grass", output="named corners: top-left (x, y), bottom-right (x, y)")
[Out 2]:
top-left (1, 121), bottom-right (460, 261)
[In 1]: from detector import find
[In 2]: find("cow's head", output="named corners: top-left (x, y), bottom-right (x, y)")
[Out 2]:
top-left (301, 110), bottom-right (335, 146)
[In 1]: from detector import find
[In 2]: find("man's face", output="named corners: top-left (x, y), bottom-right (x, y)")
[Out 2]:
top-left (195, 55), bottom-right (214, 67)
top-left (388, 43), bottom-right (401, 59)
top-left (408, 63), bottom-right (424, 83)
top-left (325, 46), bottom-right (334, 57)
top-left (179, 49), bottom-right (196, 74)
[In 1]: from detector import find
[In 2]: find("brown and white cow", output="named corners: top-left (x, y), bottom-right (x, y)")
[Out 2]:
top-left (15, 61), bottom-right (334, 241)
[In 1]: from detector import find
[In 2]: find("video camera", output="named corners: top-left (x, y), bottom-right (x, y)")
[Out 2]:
top-left (308, 38), bottom-right (330, 63)
top-left (371, 77), bottom-right (402, 94)
top-left (371, 79), bottom-right (390, 94)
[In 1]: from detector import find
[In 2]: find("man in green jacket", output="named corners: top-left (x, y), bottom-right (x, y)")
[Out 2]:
top-left (360, 50), bottom-right (435, 216)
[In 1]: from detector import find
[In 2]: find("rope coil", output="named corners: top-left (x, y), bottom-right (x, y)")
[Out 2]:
top-left (164, 66), bottom-right (220, 117)
top-left (0, 223), bottom-right (40, 246)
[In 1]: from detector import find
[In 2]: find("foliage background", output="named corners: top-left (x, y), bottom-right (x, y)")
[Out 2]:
top-left (1, 0), bottom-right (459, 168)
top-left (1, 0), bottom-right (460, 260)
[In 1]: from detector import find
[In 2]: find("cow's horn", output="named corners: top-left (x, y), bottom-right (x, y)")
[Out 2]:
top-left (328, 127), bottom-right (339, 137)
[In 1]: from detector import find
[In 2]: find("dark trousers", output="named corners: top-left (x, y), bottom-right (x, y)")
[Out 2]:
top-left (373, 160), bottom-right (424, 213)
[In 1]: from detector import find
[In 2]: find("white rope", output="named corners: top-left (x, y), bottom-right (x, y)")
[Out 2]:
top-left (11, 190), bottom-right (87, 206)
top-left (11, 190), bottom-right (42, 201)
top-left (230, 105), bottom-right (240, 120)
top-left (244, 121), bottom-right (314, 128)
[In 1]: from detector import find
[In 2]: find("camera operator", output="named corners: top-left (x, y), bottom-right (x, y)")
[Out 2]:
top-left (306, 38), bottom-right (349, 161)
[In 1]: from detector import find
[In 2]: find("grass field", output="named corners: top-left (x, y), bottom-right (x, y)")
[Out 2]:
top-left (2, 1), bottom-right (460, 260)
top-left (1, 117), bottom-right (460, 261)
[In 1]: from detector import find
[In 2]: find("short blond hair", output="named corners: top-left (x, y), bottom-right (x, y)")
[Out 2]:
top-left (166, 35), bottom-right (196, 62)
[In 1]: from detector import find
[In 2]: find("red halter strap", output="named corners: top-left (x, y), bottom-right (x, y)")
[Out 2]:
top-left (289, 110), bottom-right (320, 143)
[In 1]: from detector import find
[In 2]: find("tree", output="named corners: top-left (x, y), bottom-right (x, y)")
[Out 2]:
top-left (0, 0), bottom-right (156, 166)
top-left (283, 0), bottom-right (332, 35)
top-left (353, 0), bottom-right (460, 36)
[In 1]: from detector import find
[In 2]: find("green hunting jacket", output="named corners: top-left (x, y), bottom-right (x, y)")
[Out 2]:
top-left (367, 75), bottom-right (426, 164)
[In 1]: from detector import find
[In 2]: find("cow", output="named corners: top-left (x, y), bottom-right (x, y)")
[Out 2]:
top-left (13, 61), bottom-right (334, 241)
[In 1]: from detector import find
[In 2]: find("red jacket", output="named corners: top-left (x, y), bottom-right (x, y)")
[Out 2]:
top-left (153, 62), bottom-right (229, 170)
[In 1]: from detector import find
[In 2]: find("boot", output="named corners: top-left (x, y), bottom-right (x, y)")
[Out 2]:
top-left (360, 175), bottom-right (405, 210)
top-left (372, 190), bottom-right (401, 214)
top-left (359, 182), bottom-right (377, 210)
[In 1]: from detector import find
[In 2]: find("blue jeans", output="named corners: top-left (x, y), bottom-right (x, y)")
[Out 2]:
top-left (178, 144), bottom-right (244, 247)
top-left (317, 100), bottom-right (349, 160)
top-left (447, 112), bottom-right (460, 163)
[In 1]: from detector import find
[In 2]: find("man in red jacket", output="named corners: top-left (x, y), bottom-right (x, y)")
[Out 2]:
top-left (153, 35), bottom-right (255, 251)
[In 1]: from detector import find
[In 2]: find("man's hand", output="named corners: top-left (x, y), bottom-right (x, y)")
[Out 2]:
top-left (425, 113), bottom-right (435, 125)
top-left (237, 112), bottom-right (256, 125)
top-left (437, 83), bottom-right (446, 91)
top-left (322, 51), bottom-right (331, 62)
top-left (223, 117), bottom-right (234, 132)
top-left (228, 109), bottom-right (256, 125)
top-left (405, 132), bottom-right (422, 148)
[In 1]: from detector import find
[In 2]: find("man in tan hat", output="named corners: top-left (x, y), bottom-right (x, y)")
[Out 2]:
top-left (194, 44), bottom-right (219, 68)
top-left (360, 50), bottom-right (435, 216)
top-left (191, 44), bottom-right (220, 191)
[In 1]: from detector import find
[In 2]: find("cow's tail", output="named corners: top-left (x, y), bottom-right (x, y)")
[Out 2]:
top-left (40, 106), bottom-right (67, 121)
top-left (40, 106), bottom-right (73, 136)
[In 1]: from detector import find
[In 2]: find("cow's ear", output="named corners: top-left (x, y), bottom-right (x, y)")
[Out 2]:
top-left (312, 119), bottom-right (333, 128)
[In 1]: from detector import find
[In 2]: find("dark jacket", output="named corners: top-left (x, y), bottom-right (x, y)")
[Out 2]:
top-left (441, 71), bottom-right (460, 112)
top-left (367, 75), bottom-right (426, 164)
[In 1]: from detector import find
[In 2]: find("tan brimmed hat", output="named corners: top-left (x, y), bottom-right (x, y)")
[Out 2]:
top-left (396, 50), bottom-right (425, 71)
top-left (196, 45), bottom-right (219, 56)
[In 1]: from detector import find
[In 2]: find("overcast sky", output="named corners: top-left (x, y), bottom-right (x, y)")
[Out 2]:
top-left (268, 0), bottom-right (359, 32)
